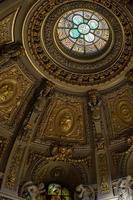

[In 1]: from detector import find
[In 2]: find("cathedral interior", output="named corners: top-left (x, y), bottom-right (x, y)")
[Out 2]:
top-left (0, 0), bottom-right (133, 199)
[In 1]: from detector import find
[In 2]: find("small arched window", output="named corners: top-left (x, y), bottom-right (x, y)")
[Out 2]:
top-left (48, 183), bottom-right (72, 200)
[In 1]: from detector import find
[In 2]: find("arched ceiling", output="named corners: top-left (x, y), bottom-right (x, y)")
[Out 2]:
top-left (0, 0), bottom-right (133, 200)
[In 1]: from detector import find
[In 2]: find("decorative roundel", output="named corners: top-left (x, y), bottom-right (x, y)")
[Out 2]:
top-left (22, 0), bottom-right (133, 86)
top-left (0, 79), bottom-right (17, 106)
top-left (44, 6), bottom-right (113, 63)
top-left (56, 9), bottom-right (110, 57)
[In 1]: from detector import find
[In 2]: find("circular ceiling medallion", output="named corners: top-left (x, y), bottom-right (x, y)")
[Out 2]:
top-left (22, 0), bottom-right (133, 86)
top-left (0, 79), bottom-right (17, 106)
top-left (55, 108), bottom-right (74, 134)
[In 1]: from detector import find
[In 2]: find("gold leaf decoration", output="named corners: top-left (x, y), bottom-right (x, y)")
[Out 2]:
top-left (38, 98), bottom-right (85, 143)
top-left (106, 88), bottom-right (133, 136)
top-left (0, 9), bottom-right (19, 43)
top-left (0, 65), bottom-right (33, 124)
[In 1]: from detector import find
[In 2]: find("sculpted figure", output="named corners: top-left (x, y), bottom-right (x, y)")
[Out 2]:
top-left (75, 184), bottom-right (95, 200)
top-left (21, 181), bottom-right (46, 200)
top-left (28, 84), bottom-right (53, 126)
top-left (88, 90), bottom-right (102, 135)
top-left (117, 176), bottom-right (133, 200)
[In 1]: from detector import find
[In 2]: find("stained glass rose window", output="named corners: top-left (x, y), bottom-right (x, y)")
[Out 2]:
top-left (57, 9), bottom-right (110, 54)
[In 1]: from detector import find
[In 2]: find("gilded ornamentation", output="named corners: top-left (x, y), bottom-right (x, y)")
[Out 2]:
top-left (105, 88), bottom-right (133, 137)
top-left (46, 145), bottom-right (88, 163)
top-left (50, 146), bottom-right (73, 161)
top-left (0, 136), bottom-right (8, 160)
top-left (38, 97), bottom-right (85, 143)
top-left (55, 108), bottom-right (74, 134)
top-left (0, 12), bottom-right (17, 43)
top-left (116, 100), bottom-right (133, 124)
top-left (22, 0), bottom-right (133, 86)
top-left (5, 145), bottom-right (24, 190)
top-left (0, 65), bottom-right (32, 124)
top-left (95, 138), bottom-right (105, 151)
top-left (0, 80), bottom-right (17, 105)
top-left (97, 153), bottom-right (110, 194)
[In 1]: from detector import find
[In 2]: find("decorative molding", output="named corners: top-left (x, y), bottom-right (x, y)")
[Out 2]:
top-left (22, 0), bottom-right (133, 86)
top-left (4, 145), bottom-right (24, 190)
top-left (0, 64), bottom-right (33, 126)
top-left (105, 87), bottom-right (133, 138)
top-left (37, 95), bottom-right (86, 143)
top-left (97, 153), bottom-right (110, 194)
top-left (0, 8), bottom-right (20, 44)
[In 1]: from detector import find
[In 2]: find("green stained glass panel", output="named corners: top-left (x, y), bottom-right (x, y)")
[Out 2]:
top-left (48, 184), bottom-right (61, 195)
top-left (78, 24), bottom-right (90, 34)
top-left (85, 33), bottom-right (95, 42)
top-left (73, 15), bottom-right (83, 25)
top-left (88, 20), bottom-right (99, 29)
top-left (57, 9), bottom-right (110, 54)
top-left (69, 29), bottom-right (80, 38)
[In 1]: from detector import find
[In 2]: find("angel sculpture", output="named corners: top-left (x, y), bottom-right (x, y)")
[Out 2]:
top-left (117, 175), bottom-right (133, 200)
top-left (75, 184), bottom-right (95, 200)
top-left (21, 181), bottom-right (46, 200)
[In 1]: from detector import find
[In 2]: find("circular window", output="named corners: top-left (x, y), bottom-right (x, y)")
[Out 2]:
top-left (56, 9), bottom-right (110, 56)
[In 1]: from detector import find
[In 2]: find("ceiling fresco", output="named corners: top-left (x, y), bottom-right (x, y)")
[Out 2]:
top-left (0, 0), bottom-right (133, 200)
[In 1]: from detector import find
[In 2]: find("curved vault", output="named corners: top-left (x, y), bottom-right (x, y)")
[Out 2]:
top-left (0, 0), bottom-right (133, 200)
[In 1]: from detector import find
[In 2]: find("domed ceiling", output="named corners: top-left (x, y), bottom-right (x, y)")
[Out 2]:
top-left (21, 0), bottom-right (133, 88)
top-left (0, 0), bottom-right (133, 200)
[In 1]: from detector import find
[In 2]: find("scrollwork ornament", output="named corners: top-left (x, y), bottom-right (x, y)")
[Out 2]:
top-left (105, 88), bottom-right (133, 136)
top-left (97, 153), bottom-right (110, 194)
top-left (5, 145), bottom-right (24, 190)
top-left (0, 65), bottom-right (33, 125)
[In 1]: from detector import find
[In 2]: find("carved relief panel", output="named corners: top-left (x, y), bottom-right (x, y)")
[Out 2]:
top-left (37, 95), bottom-right (86, 144)
top-left (104, 86), bottom-right (133, 138)
top-left (0, 64), bottom-right (33, 126)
